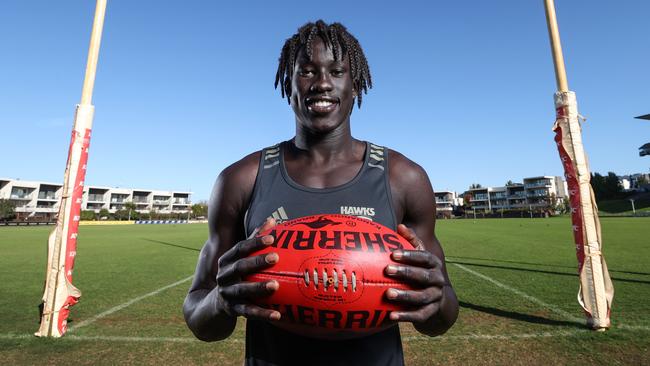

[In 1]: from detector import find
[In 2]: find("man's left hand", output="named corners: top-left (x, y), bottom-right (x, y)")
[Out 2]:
top-left (384, 224), bottom-right (447, 322)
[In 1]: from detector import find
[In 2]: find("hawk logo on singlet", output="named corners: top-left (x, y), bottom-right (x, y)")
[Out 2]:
top-left (340, 206), bottom-right (375, 221)
top-left (268, 206), bottom-right (289, 224)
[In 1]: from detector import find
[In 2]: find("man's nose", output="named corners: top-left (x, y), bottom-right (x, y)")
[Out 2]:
top-left (311, 72), bottom-right (333, 92)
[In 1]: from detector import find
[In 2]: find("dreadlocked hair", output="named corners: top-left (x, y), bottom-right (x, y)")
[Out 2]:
top-left (274, 20), bottom-right (372, 108)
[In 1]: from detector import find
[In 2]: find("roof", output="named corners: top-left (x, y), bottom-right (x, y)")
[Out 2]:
top-left (640, 143), bottom-right (650, 149)
top-left (635, 114), bottom-right (650, 120)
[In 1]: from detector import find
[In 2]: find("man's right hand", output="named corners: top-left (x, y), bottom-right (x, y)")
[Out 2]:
top-left (215, 218), bottom-right (282, 321)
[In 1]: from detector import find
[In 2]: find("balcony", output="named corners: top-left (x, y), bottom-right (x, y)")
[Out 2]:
top-left (132, 197), bottom-right (149, 203)
top-left (10, 194), bottom-right (32, 200)
top-left (153, 200), bottom-right (170, 205)
top-left (14, 205), bottom-right (35, 212)
top-left (34, 207), bottom-right (58, 213)
top-left (87, 194), bottom-right (105, 202)
top-left (524, 181), bottom-right (552, 189)
top-left (38, 192), bottom-right (58, 200)
top-left (508, 193), bottom-right (526, 198)
top-left (173, 198), bottom-right (190, 204)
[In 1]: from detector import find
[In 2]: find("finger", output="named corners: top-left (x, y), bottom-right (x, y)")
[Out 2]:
top-left (397, 224), bottom-right (424, 250)
top-left (390, 302), bottom-right (440, 323)
top-left (219, 280), bottom-right (279, 300)
top-left (248, 217), bottom-right (277, 239)
top-left (218, 253), bottom-right (279, 284)
top-left (219, 234), bottom-right (275, 266)
top-left (385, 264), bottom-right (445, 287)
top-left (385, 287), bottom-right (441, 306)
top-left (391, 250), bottom-right (441, 269)
top-left (232, 303), bottom-right (282, 321)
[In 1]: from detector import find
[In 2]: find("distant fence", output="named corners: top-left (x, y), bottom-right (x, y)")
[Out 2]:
top-left (1, 219), bottom-right (200, 227)
top-left (135, 220), bottom-right (188, 225)
top-left (0, 221), bottom-right (56, 226)
top-left (79, 221), bottom-right (134, 226)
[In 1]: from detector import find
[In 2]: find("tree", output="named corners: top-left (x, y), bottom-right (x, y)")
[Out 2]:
top-left (462, 192), bottom-right (473, 209)
top-left (191, 202), bottom-right (208, 219)
top-left (637, 175), bottom-right (649, 186)
top-left (80, 210), bottom-right (96, 221)
top-left (113, 209), bottom-right (129, 221)
top-left (469, 183), bottom-right (482, 189)
top-left (123, 201), bottom-right (139, 221)
top-left (505, 180), bottom-right (514, 186)
top-left (98, 208), bottom-right (110, 220)
top-left (591, 171), bottom-right (622, 201)
top-left (604, 172), bottom-right (622, 199)
top-left (0, 199), bottom-right (16, 222)
top-left (591, 172), bottom-right (606, 200)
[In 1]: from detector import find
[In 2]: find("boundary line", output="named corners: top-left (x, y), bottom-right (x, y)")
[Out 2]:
top-left (68, 275), bottom-right (194, 332)
top-left (2, 325), bottom-right (649, 343)
top-left (452, 263), bottom-right (583, 323)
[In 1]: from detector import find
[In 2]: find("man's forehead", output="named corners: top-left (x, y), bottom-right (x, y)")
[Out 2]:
top-left (296, 38), bottom-right (344, 64)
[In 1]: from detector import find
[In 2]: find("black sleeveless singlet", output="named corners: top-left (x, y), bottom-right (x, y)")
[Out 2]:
top-left (243, 140), bottom-right (405, 366)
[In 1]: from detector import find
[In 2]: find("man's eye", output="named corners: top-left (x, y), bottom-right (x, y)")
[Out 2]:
top-left (332, 69), bottom-right (344, 76)
top-left (299, 70), bottom-right (314, 76)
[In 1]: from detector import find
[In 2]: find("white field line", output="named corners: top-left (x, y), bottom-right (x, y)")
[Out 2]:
top-left (452, 263), bottom-right (583, 323)
top-left (68, 275), bottom-right (194, 332)
top-left (2, 325), bottom-right (649, 343)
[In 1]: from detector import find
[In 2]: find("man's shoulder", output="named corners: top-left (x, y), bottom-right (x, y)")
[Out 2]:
top-left (386, 148), bottom-right (430, 186)
top-left (217, 142), bottom-right (284, 189)
top-left (215, 150), bottom-right (262, 199)
top-left (220, 150), bottom-right (261, 180)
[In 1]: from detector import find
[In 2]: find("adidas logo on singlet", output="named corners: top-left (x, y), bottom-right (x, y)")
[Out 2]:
top-left (268, 206), bottom-right (289, 224)
top-left (340, 206), bottom-right (375, 221)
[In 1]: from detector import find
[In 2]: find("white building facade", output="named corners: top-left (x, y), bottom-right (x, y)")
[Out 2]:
top-left (465, 176), bottom-right (567, 213)
top-left (0, 178), bottom-right (191, 221)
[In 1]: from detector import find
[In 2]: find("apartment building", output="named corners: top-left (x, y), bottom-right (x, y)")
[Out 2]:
top-left (0, 178), bottom-right (191, 221)
top-left (464, 176), bottom-right (567, 213)
top-left (434, 191), bottom-right (457, 218)
top-left (523, 176), bottom-right (567, 208)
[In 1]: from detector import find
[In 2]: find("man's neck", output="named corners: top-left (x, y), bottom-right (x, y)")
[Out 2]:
top-left (293, 121), bottom-right (359, 162)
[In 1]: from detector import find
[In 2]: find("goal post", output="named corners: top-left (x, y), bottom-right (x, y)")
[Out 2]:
top-left (543, 0), bottom-right (614, 330)
top-left (36, 0), bottom-right (108, 338)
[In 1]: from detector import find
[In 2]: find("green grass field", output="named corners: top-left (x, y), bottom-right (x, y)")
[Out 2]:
top-left (1, 218), bottom-right (648, 365)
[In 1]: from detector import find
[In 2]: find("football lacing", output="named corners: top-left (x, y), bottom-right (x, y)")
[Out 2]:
top-left (303, 268), bottom-right (357, 292)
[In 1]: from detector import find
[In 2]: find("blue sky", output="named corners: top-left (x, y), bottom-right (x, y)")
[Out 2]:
top-left (1, 1), bottom-right (648, 201)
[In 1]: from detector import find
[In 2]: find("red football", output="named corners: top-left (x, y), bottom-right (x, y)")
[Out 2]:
top-left (246, 214), bottom-right (417, 339)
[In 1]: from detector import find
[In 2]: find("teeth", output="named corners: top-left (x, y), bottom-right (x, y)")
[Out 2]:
top-left (311, 100), bottom-right (333, 108)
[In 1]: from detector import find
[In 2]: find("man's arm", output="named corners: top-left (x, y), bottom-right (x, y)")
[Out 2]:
top-left (387, 150), bottom-right (459, 336)
top-left (182, 152), bottom-right (280, 341)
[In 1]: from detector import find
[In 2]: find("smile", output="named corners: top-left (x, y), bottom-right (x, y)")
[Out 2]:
top-left (306, 96), bottom-right (339, 114)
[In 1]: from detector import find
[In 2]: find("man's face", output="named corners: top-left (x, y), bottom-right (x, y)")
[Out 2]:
top-left (290, 37), bottom-right (355, 134)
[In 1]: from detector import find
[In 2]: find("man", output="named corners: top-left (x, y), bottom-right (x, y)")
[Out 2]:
top-left (183, 20), bottom-right (458, 365)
